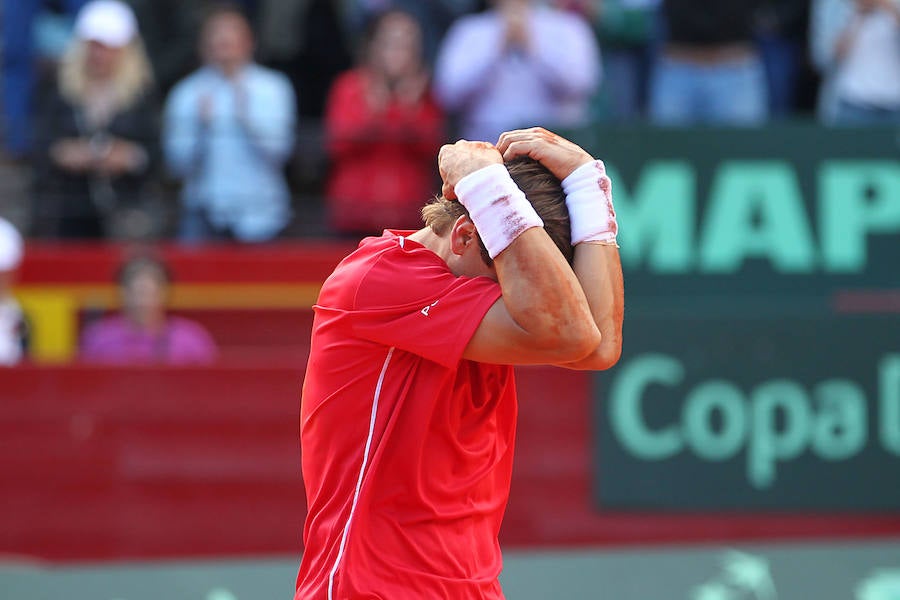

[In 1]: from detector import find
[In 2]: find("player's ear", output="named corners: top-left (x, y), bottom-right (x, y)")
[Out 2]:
top-left (450, 215), bottom-right (477, 256)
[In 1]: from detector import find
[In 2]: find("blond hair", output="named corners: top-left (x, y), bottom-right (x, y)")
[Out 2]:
top-left (58, 37), bottom-right (154, 113)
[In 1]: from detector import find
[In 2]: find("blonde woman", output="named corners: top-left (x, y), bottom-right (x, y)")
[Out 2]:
top-left (33, 0), bottom-right (159, 238)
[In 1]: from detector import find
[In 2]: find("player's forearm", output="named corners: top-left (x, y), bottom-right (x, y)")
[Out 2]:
top-left (561, 242), bottom-right (624, 370)
top-left (494, 228), bottom-right (601, 359)
top-left (525, 156), bottom-right (620, 370)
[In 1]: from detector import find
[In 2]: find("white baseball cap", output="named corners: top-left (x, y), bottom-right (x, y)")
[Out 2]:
top-left (0, 218), bottom-right (23, 272)
top-left (74, 0), bottom-right (139, 48)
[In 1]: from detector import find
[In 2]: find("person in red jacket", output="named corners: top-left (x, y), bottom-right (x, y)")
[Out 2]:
top-left (323, 8), bottom-right (444, 235)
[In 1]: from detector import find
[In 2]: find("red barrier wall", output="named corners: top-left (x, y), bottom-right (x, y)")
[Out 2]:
top-left (18, 242), bottom-right (357, 284)
top-left (2, 365), bottom-right (899, 563)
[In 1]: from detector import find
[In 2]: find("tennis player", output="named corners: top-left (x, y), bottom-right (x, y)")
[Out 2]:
top-left (295, 127), bottom-right (624, 599)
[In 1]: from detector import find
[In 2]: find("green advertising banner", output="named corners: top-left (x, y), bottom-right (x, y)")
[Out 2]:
top-left (595, 314), bottom-right (900, 510)
top-left (568, 125), bottom-right (900, 298)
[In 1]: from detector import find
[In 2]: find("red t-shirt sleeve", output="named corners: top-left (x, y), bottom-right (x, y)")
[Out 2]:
top-left (348, 243), bottom-right (501, 368)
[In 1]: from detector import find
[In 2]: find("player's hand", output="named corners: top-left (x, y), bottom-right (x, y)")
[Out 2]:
top-left (438, 140), bottom-right (503, 200)
top-left (496, 127), bottom-right (594, 181)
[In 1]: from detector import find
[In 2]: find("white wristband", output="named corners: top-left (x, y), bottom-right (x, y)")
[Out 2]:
top-left (455, 163), bottom-right (544, 259)
top-left (562, 160), bottom-right (618, 245)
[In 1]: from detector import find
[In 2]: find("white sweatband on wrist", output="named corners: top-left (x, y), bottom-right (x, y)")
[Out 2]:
top-left (455, 163), bottom-right (544, 259)
top-left (562, 160), bottom-right (618, 245)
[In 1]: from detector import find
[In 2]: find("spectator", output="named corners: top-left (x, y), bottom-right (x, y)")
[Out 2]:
top-left (433, 0), bottom-right (601, 143)
top-left (649, 0), bottom-right (768, 126)
top-left (81, 254), bottom-right (217, 364)
top-left (578, 0), bottom-right (661, 121)
top-left (31, 0), bottom-right (160, 239)
top-left (163, 3), bottom-right (296, 243)
top-left (0, 218), bottom-right (28, 366)
top-left (810, 0), bottom-right (900, 124)
top-left (1, 0), bottom-right (89, 158)
top-left (324, 9), bottom-right (445, 235)
top-left (345, 0), bottom-right (482, 63)
top-left (255, 0), bottom-right (353, 119)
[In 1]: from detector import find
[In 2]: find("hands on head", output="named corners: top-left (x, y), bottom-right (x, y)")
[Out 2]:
top-left (438, 127), bottom-right (594, 200)
top-left (438, 141), bottom-right (503, 200)
top-left (496, 127), bottom-right (594, 181)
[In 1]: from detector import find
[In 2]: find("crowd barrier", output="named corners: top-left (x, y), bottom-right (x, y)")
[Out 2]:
top-left (4, 364), bottom-right (899, 562)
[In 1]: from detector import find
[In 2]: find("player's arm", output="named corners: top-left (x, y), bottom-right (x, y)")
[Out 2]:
top-left (560, 241), bottom-right (623, 370)
top-left (439, 141), bottom-right (601, 366)
top-left (466, 227), bottom-right (602, 366)
top-left (497, 127), bottom-right (624, 371)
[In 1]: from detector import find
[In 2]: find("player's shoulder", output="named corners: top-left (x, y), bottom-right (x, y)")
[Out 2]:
top-left (318, 232), bottom-right (411, 302)
top-left (364, 229), bottom-right (450, 271)
top-left (346, 231), bottom-right (447, 285)
top-left (320, 231), bottom-right (458, 310)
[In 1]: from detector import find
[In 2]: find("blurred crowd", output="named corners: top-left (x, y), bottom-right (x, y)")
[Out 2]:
top-left (0, 0), bottom-right (898, 243)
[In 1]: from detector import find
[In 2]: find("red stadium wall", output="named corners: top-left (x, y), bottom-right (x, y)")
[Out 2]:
top-left (3, 365), bottom-right (900, 562)
top-left (3, 243), bottom-right (899, 562)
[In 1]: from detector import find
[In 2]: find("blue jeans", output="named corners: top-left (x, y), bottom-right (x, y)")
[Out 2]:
top-left (756, 33), bottom-right (801, 118)
top-left (649, 53), bottom-right (769, 126)
top-left (1, 0), bottom-right (88, 156)
top-left (599, 47), bottom-right (654, 121)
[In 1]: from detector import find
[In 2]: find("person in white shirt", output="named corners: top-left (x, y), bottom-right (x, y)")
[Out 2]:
top-left (0, 218), bottom-right (28, 366)
top-left (810, 0), bottom-right (900, 124)
top-left (433, 0), bottom-right (601, 143)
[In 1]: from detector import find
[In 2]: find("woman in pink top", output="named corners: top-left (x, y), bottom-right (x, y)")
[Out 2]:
top-left (81, 254), bottom-right (217, 364)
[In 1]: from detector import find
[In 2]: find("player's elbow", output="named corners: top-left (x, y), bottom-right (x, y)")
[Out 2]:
top-left (551, 322), bottom-right (602, 364)
top-left (594, 340), bottom-right (623, 370)
top-left (562, 335), bottom-right (622, 371)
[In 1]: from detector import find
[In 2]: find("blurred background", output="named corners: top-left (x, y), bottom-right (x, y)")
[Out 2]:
top-left (0, 0), bottom-right (898, 598)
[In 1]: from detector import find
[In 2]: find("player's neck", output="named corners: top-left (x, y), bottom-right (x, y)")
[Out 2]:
top-left (408, 227), bottom-right (452, 265)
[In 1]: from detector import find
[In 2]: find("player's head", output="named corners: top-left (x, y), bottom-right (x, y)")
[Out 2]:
top-left (421, 156), bottom-right (573, 267)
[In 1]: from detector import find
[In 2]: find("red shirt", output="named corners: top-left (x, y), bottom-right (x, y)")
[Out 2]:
top-left (296, 231), bottom-right (515, 599)
top-left (324, 69), bottom-right (445, 234)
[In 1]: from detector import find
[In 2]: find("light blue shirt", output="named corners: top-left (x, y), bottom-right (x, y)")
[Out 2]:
top-left (164, 64), bottom-right (296, 241)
